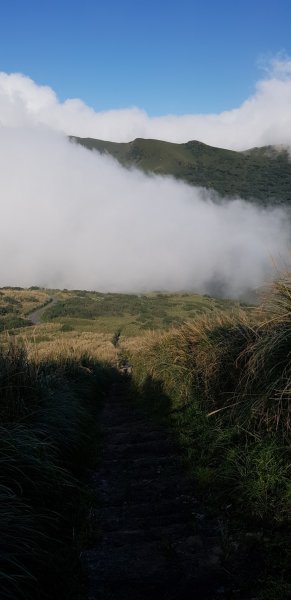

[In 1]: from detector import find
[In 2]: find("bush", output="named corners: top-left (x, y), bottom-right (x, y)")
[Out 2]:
top-left (0, 316), bottom-right (32, 332)
top-left (60, 323), bottom-right (74, 332)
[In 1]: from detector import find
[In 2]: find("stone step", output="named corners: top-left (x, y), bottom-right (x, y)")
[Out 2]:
top-left (82, 390), bottom-right (228, 599)
top-left (82, 540), bottom-right (223, 598)
top-left (93, 477), bottom-right (193, 506)
top-left (102, 414), bottom-right (148, 427)
top-left (101, 453), bottom-right (179, 469)
top-left (99, 522), bottom-right (197, 547)
top-left (103, 430), bottom-right (174, 444)
top-left (103, 440), bottom-right (176, 459)
top-left (93, 507), bottom-right (196, 532)
top-left (102, 424), bottom-right (171, 436)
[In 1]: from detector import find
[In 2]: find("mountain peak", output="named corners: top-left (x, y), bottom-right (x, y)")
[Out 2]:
top-left (71, 136), bottom-right (291, 204)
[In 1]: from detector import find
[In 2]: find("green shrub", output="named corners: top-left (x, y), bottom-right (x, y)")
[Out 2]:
top-left (60, 323), bottom-right (74, 332)
top-left (0, 316), bottom-right (32, 332)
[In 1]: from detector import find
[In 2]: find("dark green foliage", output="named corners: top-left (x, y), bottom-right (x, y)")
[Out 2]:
top-left (0, 291), bottom-right (37, 331)
top-left (0, 287), bottom-right (23, 291)
top-left (41, 289), bottom-right (233, 335)
top-left (2, 296), bottom-right (21, 306)
top-left (0, 316), bottom-right (32, 331)
top-left (0, 298), bottom-right (21, 315)
top-left (0, 306), bottom-right (16, 315)
top-left (72, 136), bottom-right (291, 205)
top-left (60, 322), bottom-right (74, 332)
top-left (43, 292), bottom-right (176, 321)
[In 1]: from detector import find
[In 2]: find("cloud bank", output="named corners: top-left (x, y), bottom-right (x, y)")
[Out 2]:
top-left (0, 127), bottom-right (289, 297)
top-left (1, 57), bottom-right (291, 149)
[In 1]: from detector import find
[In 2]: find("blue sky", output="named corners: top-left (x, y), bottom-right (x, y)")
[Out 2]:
top-left (1, 0), bottom-right (291, 115)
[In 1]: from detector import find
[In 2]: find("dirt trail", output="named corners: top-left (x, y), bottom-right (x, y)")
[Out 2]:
top-left (81, 383), bottom-right (229, 599)
top-left (28, 296), bottom-right (59, 325)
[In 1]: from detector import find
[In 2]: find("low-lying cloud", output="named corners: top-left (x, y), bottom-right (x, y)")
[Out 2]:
top-left (0, 127), bottom-right (289, 297)
top-left (1, 57), bottom-right (291, 149)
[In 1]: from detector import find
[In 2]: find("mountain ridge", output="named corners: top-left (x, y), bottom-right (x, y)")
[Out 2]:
top-left (71, 136), bottom-right (291, 204)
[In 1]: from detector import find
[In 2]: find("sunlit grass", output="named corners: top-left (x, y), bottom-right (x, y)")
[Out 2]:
top-left (129, 275), bottom-right (291, 597)
top-left (0, 287), bottom-right (51, 315)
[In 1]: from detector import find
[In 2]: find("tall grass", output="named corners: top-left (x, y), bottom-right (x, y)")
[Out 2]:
top-left (237, 275), bottom-right (291, 433)
top-left (130, 275), bottom-right (291, 598)
top-left (130, 310), bottom-right (255, 417)
top-left (131, 274), bottom-right (291, 434)
top-left (0, 340), bottom-right (116, 599)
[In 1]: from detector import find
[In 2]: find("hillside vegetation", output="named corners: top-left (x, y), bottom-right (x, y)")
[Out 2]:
top-left (0, 287), bottom-right (239, 364)
top-left (129, 275), bottom-right (291, 598)
top-left (0, 288), bottom-right (50, 332)
top-left (71, 136), bottom-right (291, 204)
top-left (40, 290), bottom-right (236, 333)
top-left (1, 279), bottom-right (290, 598)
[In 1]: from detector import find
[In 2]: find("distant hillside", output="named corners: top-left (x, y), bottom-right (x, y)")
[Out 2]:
top-left (71, 136), bottom-right (291, 204)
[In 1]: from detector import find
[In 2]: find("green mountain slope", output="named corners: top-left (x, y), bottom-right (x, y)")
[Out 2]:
top-left (71, 136), bottom-right (291, 204)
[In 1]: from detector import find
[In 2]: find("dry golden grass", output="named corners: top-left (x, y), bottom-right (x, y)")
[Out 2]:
top-left (0, 288), bottom-right (51, 315)
top-left (235, 273), bottom-right (291, 432)
top-left (129, 309), bottom-right (253, 406)
top-left (15, 329), bottom-right (118, 364)
top-left (2, 322), bottom-right (162, 366)
top-left (130, 276), bottom-right (291, 435)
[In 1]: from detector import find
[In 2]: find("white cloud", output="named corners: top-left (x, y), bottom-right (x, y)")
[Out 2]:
top-left (0, 60), bottom-right (290, 296)
top-left (1, 58), bottom-right (291, 149)
top-left (0, 127), bottom-right (289, 297)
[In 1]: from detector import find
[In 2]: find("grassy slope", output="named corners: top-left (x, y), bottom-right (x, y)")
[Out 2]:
top-left (1, 281), bottom-right (290, 598)
top-left (0, 287), bottom-right (242, 368)
top-left (71, 136), bottom-right (291, 204)
top-left (0, 287), bottom-right (240, 344)
top-left (129, 278), bottom-right (291, 599)
top-left (0, 288), bottom-right (51, 331)
top-left (40, 290), bottom-right (237, 333)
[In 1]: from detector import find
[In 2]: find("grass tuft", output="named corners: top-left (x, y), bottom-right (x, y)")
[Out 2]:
top-left (0, 340), bottom-right (117, 599)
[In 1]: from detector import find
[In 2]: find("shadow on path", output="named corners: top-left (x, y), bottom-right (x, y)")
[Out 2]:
top-left (81, 380), bottom-right (229, 600)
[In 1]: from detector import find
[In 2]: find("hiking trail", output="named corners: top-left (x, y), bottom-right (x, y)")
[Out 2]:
top-left (81, 382), bottom-right (230, 600)
top-left (27, 296), bottom-right (59, 325)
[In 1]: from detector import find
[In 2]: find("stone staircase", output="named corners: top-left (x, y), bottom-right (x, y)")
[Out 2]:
top-left (81, 384), bottom-right (228, 599)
